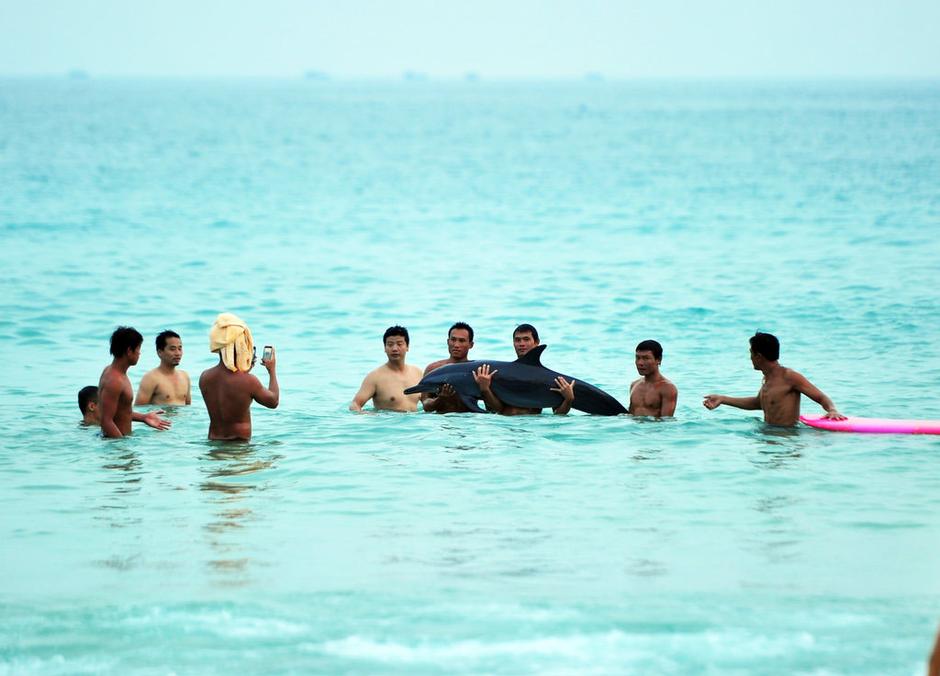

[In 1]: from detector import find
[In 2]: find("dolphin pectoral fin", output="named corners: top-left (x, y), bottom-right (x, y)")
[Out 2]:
top-left (460, 394), bottom-right (487, 413)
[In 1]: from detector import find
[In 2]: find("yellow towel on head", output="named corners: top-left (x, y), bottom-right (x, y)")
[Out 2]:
top-left (209, 313), bottom-right (254, 372)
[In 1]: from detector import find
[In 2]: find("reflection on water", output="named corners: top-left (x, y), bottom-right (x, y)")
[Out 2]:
top-left (92, 444), bottom-right (144, 530)
top-left (199, 442), bottom-right (282, 587)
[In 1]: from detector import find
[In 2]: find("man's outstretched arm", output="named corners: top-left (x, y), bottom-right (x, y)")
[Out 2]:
top-left (132, 410), bottom-right (171, 430)
top-left (703, 392), bottom-right (761, 411)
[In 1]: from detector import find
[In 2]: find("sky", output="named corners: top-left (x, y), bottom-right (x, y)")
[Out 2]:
top-left (1, 0), bottom-right (938, 78)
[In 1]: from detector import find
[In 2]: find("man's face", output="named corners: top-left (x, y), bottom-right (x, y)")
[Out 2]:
top-left (158, 337), bottom-right (183, 367)
top-left (750, 349), bottom-right (761, 370)
top-left (513, 331), bottom-right (538, 357)
top-left (88, 400), bottom-right (100, 424)
top-left (385, 335), bottom-right (409, 361)
top-left (634, 350), bottom-right (659, 376)
top-left (447, 329), bottom-right (473, 361)
top-left (128, 344), bottom-right (142, 365)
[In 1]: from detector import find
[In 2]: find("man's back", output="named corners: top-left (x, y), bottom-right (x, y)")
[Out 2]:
top-left (200, 365), bottom-right (257, 440)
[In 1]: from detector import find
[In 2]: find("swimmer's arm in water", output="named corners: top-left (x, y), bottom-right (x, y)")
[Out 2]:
top-left (134, 372), bottom-right (157, 405)
top-left (252, 350), bottom-right (279, 409)
top-left (787, 370), bottom-right (845, 420)
top-left (185, 372), bottom-right (192, 405)
top-left (703, 392), bottom-right (761, 411)
top-left (660, 383), bottom-right (678, 417)
top-left (131, 410), bottom-right (171, 430)
top-left (472, 364), bottom-right (503, 413)
top-left (550, 377), bottom-right (575, 415)
top-left (99, 375), bottom-right (124, 438)
top-left (350, 371), bottom-right (377, 412)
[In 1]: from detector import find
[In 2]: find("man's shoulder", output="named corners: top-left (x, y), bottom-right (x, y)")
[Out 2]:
top-left (658, 376), bottom-right (677, 392)
top-left (424, 358), bottom-right (450, 374)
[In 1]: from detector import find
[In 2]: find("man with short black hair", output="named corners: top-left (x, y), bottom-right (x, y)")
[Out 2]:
top-left (629, 339), bottom-right (678, 417)
top-left (350, 326), bottom-right (423, 412)
top-left (78, 386), bottom-right (100, 426)
top-left (98, 326), bottom-right (171, 438)
top-left (422, 322), bottom-right (475, 413)
top-left (473, 323), bottom-right (575, 415)
top-left (703, 331), bottom-right (845, 426)
top-left (135, 330), bottom-right (191, 405)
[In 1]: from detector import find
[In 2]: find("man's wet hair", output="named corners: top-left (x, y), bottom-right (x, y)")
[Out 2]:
top-left (636, 339), bottom-right (663, 361)
top-left (110, 326), bottom-right (143, 357)
top-left (383, 325), bottom-right (410, 346)
top-left (449, 322), bottom-right (474, 342)
top-left (78, 386), bottom-right (98, 415)
top-left (156, 330), bottom-right (181, 351)
top-left (513, 323), bottom-right (539, 342)
top-left (750, 332), bottom-right (780, 361)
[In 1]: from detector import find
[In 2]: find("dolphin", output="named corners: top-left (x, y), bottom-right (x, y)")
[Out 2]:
top-left (404, 344), bottom-right (627, 416)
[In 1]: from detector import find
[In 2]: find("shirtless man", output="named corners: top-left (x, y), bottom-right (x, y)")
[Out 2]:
top-left (78, 386), bottom-right (100, 426)
top-left (199, 314), bottom-right (279, 441)
top-left (350, 326), bottom-right (423, 412)
top-left (703, 332), bottom-right (845, 426)
top-left (421, 322), bottom-right (474, 414)
top-left (628, 339), bottom-right (678, 417)
top-left (135, 330), bottom-right (191, 406)
top-left (98, 326), bottom-right (172, 438)
top-left (472, 323), bottom-right (575, 416)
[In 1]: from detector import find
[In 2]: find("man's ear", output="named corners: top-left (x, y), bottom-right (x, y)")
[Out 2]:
top-left (89, 401), bottom-right (98, 412)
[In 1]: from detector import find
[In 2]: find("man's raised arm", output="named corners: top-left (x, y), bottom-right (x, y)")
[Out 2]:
top-left (252, 352), bottom-right (279, 409)
top-left (472, 364), bottom-right (503, 413)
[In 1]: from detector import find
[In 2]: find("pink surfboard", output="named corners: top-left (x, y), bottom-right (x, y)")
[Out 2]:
top-left (800, 415), bottom-right (940, 435)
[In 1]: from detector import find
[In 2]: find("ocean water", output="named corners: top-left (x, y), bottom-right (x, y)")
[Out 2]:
top-left (1, 78), bottom-right (939, 674)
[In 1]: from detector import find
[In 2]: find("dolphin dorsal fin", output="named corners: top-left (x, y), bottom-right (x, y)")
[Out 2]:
top-left (515, 344), bottom-right (547, 367)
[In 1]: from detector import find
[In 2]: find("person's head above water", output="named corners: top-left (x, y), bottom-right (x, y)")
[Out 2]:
top-left (635, 339), bottom-right (664, 378)
top-left (383, 325), bottom-right (410, 363)
top-left (635, 339), bottom-right (663, 361)
top-left (383, 325), bottom-right (410, 346)
top-left (110, 326), bottom-right (143, 363)
top-left (78, 385), bottom-right (100, 425)
top-left (749, 332), bottom-right (780, 365)
top-left (156, 330), bottom-right (180, 351)
top-left (155, 329), bottom-right (183, 368)
top-left (447, 322), bottom-right (474, 361)
top-left (512, 323), bottom-right (540, 358)
top-left (210, 313), bottom-right (254, 372)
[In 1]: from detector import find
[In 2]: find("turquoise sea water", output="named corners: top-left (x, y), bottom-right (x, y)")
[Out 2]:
top-left (1, 78), bottom-right (940, 674)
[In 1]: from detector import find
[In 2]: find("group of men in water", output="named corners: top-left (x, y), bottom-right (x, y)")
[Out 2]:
top-left (349, 322), bottom-right (845, 425)
top-left (80, 315), bottom-right (844, 441)
top-left (79, 314), bottom-right (279, 440)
